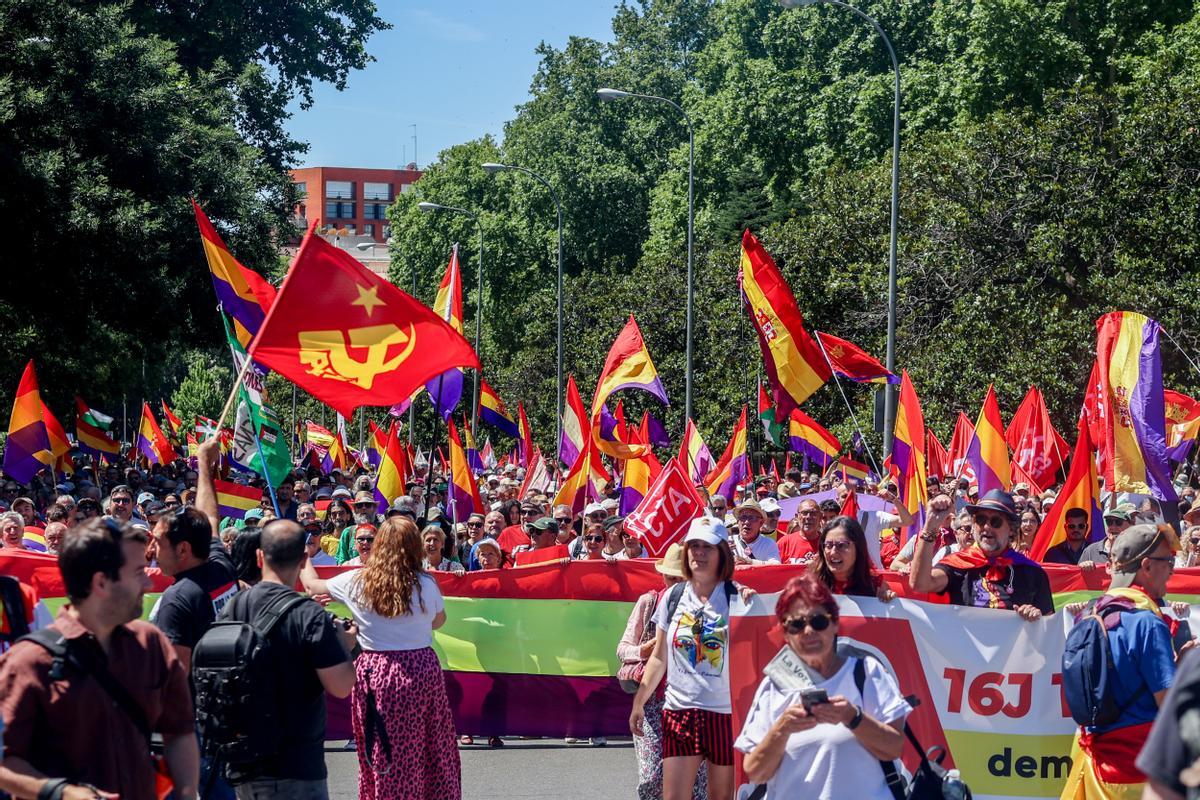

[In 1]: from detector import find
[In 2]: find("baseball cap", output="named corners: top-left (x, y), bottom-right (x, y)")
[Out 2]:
top-left (1103, 507), bottom-right (1134, 523)
top-left (1108, 523), bottom-right (1179, 589)
top-left (583, 502), bottom-right (605, 517)
top-left (136, 491), bottom-right (156, 506)
top-left (530, 516), bottom-right (559, 534)
top-left (244, 508), bottom-right (265, 522)
top-left (760, 497), bottom-right (782, 516)
top-left (602, 515), bottom-right (626, 532)
top-left (684, 517), bottom-right (729, 546)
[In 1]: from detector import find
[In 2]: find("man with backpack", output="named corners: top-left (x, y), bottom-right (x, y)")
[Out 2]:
top-left (0, 519), bottom-right (199, 800)
top-left (1059, 524), bottom-right (1181, 799)
top-left (195, 518), bottom-right (357, 799)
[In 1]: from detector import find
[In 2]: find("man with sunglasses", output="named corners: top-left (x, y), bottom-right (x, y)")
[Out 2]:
top-left (1061, 524), bottom-right (1184, 798)
top-left (910, 489), bottom-right (1053, 620)
top-left (730, 501), bottom-right (780, 566)
top-left (1077, 508), bottom-right (1133, 569)
top-left (497, 501), bottom-right (544, 556)
top-left (1043, 507), bottom-right (1093, 565)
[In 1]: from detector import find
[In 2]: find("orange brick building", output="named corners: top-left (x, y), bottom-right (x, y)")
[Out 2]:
top-left (290, 165), bottom-right (423, 242)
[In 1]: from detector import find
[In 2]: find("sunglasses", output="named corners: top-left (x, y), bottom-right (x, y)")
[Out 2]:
top-left (467, 522), bottom-right (483, 529)
top-left (1065, 523), bottom-right (1087, 531)
top-left (822, 540), bottom-right (853, 553)
top-left (111, 497), bottom-right (132, 504)
top-left (783, 613), bottom-right (833, 634)
top-left (554, 518), bottom-right (571, 526)
top-left (973, 514), bottom-right (1007, 529)
top-left (585, 535), bottom-right (605, 543)
top-left (356, 536), bottom-right (375, 544)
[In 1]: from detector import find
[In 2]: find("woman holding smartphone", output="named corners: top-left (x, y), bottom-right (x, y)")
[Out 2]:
top-left (736, 574), bottom-right (910, 799)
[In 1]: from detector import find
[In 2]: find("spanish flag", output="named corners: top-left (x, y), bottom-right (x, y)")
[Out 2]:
top-left (965, 385), bottom-right (1011, 495)
top-left (446, 419), bottom-right (484, 523)
top-left (248, 224), bottom-right (480, 418)
top-left (706, 407), bottom-right (749, 503)
top-left (590, 315), bottom-right (668, 460)
top-left (740, 230), bottom-right (830, 416)
top-left (3, 362), bottom-right (53, 484)
top-left (136, 403), bottom-right (176, 465)
top-left (192, 200), bottom-right (278, 348)
top-left (479, 379), bottom-right (519, 438)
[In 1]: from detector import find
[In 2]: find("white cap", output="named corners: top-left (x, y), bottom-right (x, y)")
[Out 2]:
top-left (601, 498), bottom-right (619, 511)
top-left (684, 517), bottom-right (729, 546)
top-left (759, 497), bottom-right (781, 515)
top-left (475, 537), bottom-right (502, 555)
top-left (584, 502), bottom-right (606, 516)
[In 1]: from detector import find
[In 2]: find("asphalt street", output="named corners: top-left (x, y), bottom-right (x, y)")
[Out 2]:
top-left (326, 737), bottom-right (639, 799)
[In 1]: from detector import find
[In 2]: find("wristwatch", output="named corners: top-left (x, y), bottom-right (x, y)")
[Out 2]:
top-left (918, 532), bottom-right (938, 543)
top-left (846, 704), bottom-right (864, 730)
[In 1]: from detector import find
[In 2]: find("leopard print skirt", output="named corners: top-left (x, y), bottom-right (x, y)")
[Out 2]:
top-left (352, 648), bottom-right (462, 800)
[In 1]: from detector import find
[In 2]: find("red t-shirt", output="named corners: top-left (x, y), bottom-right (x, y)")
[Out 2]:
top-left (497, 524), bottom-right (531, 555)
top-left (513, 544), bottom-right (571, 567)
top-left (778, 533), bottom-right (818, 565)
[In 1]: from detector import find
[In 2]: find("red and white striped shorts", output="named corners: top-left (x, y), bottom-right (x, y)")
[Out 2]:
top-left (661, 707), bottom-right (734, 766)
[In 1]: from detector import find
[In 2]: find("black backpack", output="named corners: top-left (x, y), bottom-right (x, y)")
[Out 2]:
top-left (191, 591), bottom-right (308, 779)
top-left (662, 579), bottom-right (738, 623)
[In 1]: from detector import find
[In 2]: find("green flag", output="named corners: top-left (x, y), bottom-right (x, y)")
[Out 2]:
top-left (222, 314), bottom-right (292, 489)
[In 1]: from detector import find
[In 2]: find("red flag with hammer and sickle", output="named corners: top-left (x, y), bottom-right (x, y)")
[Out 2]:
top-left (249, 225), bottom-right (481, 417)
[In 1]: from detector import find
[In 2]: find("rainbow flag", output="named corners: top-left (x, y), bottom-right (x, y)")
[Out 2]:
top-left (136, 403), bottom-right (175, 465)
top-left (706, 407), bottom-right (749, 503)
top-left (214, 479), bottom-right (263, 520)
top-left (559, 374), bottom-right (588, 469)
top-left (192, 200), bottom-right (277, 348)
top-left (3, 362), bottom-right (53, 483)
top-left (373, 420), bottom-right (408, 514)
top-left (815, 331), bottom-right (897, 384)
top-left (447, 419), bottom-right (484, 523)
top-left (891, 371), bottom-right (927, 539)
top-left (479, 380), bottom-right (519, 438)
top-left (424, 245), bottom-right (466, 421)
top-left (678, 418), bottom-right (714, 484)
top-left (75, 396), bottom-right (120, 460)
top-left (788, 408), bottom-right (840, 468)
top-left (1095, 311), bottom-right (1175, 503)
top-left (1030, 419), bottom-right (1104, 561)
top-left (589, 315), bottom-right (668, 460)
top-left (739, 230), bottom-right (830, 417)
top-left (965, 385), bottom-right (1011, 495)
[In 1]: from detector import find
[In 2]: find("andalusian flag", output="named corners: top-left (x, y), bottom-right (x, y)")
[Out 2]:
top-left (75, 396), bottom-right (120, 460)
top-left (757, 382), bottom-right (785, 448)
top-left (740, 230), bottom-right (830, 417)
top-left (223, 314), bottom-right (292, 488)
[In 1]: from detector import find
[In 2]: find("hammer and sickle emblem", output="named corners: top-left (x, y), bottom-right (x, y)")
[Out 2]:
top-left (297, 323), bottom-right (418, 389)
top-left (829, 344), bottom-right (845, 359)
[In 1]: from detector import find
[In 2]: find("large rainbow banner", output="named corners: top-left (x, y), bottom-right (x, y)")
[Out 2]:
top-left (5, 553), bottom-right (1199, 799)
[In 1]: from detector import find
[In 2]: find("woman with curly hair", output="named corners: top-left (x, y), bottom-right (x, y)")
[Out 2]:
top-left (301, 517), bottom-right (460, 799)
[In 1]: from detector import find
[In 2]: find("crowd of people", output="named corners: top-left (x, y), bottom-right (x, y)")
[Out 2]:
top-left (0, 441), bottom-right (1199, 800)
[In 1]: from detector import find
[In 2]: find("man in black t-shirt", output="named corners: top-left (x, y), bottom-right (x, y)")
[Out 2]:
top-left (220, 519), bottom-right (356, 799)
top-left (911, 490), bottom-right (1054, 619)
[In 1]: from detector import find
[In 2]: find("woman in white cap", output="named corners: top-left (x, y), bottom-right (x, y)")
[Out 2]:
top-left (618, 543), bottom-right (707, 799)
top-left (629, 517), bottom-right (744, 800)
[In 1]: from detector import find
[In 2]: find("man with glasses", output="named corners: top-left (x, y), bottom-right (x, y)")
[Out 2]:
top-left (1062, 524), bottom-right (1185, 798)
top-left (910, 489), bottom-right (1053, 620)
top-left (1078, 508), bottom-right (1133, 570)
top-left (1043, 507), bottom-right (1093, 565)
top-left (108, 485), bottom-right (137, 524)
top-left (730, 501), bottom-right (780, 565)
top-left (708, 494), bottom-right (730, 525)
top-left (292, 480), bottom-right (311, 505)
top-left (498, 501), bottom-right (544, 555)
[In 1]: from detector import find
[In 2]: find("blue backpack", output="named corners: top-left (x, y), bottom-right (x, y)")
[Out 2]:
top-left (1061, 597), bottom-right (1147, 727)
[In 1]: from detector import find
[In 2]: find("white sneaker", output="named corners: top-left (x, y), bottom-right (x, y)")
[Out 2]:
top-left (590, 737), bottom-right (607, 747)
top-left (564, 737), bottom-right (580, 744)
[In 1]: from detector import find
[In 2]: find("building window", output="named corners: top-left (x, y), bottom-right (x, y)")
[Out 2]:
top-left (324, 202), bottom-right (356, 219)
top-left (399, 183), bottom-right (413, 194)
top-left (326, 180), bottom-right (354, 199)
top-left (295, 181), bottom-right (307, 198)
top-left (364, 223), bottom-right (375, 237)
top-left (363, 182), bottom-right (391, 201)
top-left (382, 225), bottom-right (391, 238)
top-left (365, 203), bottom-right (390, 220)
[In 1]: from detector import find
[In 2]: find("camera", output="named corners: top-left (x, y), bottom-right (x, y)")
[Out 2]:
top-left (326, 611), bottom-right (352, 631)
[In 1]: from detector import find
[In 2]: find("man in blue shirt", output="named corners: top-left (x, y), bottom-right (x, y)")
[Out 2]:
top-left (1060, 524), bottom-right (1180, 798)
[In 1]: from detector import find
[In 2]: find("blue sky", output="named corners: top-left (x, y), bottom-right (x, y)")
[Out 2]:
top-left (287, 2), bottom-right (619, 169)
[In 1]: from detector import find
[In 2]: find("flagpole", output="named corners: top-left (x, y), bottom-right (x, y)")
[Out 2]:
top-left (426, 375), bottom-right (445, 488)
top-left (814, 331), bottom-right (884, 477)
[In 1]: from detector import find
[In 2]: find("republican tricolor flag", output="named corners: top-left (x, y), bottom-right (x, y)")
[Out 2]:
top-left (136, 403), bottom-right (176, 465)
top-left (706, 407), bottom-right (749, 503)
top-left (1029, 418), bottom-right (1104, 561)
top-left (192, 201), bottom-right (278, 348)
top-left (788, 409), bottom-right (840, 469)
top-left (479, 380), bottom-right (519, 438)
top-left (589, 315), bottom-right (669, 460)
top-left (424, 245), bottom-right (466, 421)
top-left (678, 418), bottom-right (714, 485)
top-left (446, 419), bottom-right (484, 523)
top-left (965, 385), bottom-right (1011, 495)
top-left (559, 375), bottom-right (589, 469)
top-left (3, 361), bottom-right (53, 484)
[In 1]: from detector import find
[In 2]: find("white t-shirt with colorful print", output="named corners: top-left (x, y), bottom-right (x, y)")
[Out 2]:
top-left (652, 582), bottom-right (731, 713)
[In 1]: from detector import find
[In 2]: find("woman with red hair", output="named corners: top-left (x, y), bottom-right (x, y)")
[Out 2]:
top-left (735, 575), bottom-right (909, 799)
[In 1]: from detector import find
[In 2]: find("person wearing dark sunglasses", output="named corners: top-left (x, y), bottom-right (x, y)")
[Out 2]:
top-left (1043, 507), bottom-right (1093, 565)
top-left (910, 489), bottom-right (1053, 620)
top-left (737, 574), bottom-right (908, 798)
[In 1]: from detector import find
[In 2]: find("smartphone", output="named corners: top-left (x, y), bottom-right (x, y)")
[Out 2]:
top-left (800, 688), bottom-right (829, 711)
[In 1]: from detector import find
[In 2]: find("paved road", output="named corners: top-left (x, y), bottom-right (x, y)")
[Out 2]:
top-left (326, 738), bottom-right (639, 799)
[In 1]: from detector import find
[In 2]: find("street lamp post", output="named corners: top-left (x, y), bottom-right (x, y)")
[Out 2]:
top-left (781, 0), bottom-right (901, 456)
top-left (417, 201), bottom-right (486, 439)
top-left (597, 88), bottom-right (696, 427)
top-left (481, 163), bottom-right (564, 469)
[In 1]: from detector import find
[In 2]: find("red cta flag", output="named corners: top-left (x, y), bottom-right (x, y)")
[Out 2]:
top-left (624, 457), bottom-right (706, 558)
top-left (1005, 386), bottom-right (1068, 491)
top-left (249, 227), bottom-right (481, 417)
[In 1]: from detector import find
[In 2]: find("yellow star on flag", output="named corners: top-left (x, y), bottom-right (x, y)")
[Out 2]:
top-left (352, 284), bottom-right (385, 317)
